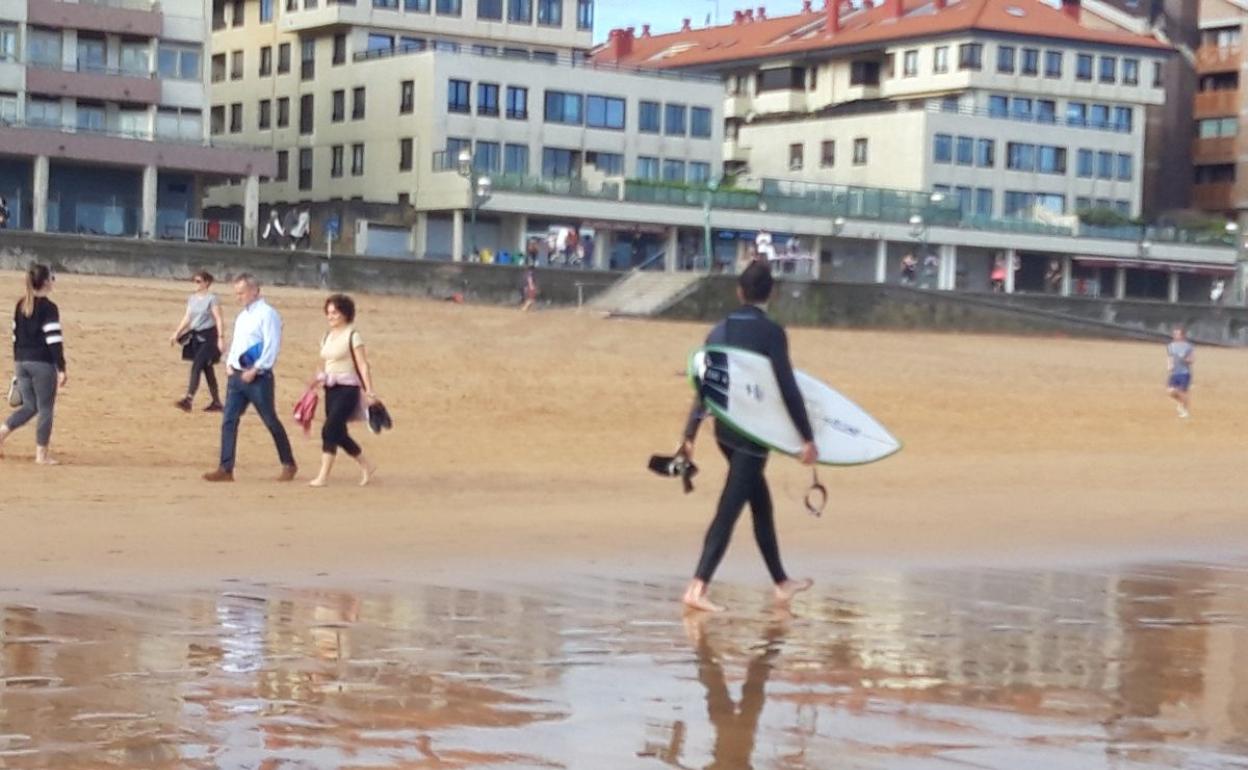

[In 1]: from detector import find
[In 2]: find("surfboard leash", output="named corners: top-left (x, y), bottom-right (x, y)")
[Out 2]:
top-left (804, 468), bottom-right (827, 518)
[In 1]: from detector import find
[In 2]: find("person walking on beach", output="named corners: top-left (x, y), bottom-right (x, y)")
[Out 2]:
top-left (1166, 325), bottom-right (1194, 419)
top-left (679, 261), bottom-right (817, 613)
top-left (308, 293), bottom-right (378, 487)
top-left (169, 270), bottom-right (225, 413)
top-left (520, 268), bottom-right (538, 312)
top-left (203, 273), bottom-right (297, 482)
top-left (0, 264), bottom-right (67, 464)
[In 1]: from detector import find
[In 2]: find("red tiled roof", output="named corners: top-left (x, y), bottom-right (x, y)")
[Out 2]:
top-left (593, 0), bottom-right (1169, 70)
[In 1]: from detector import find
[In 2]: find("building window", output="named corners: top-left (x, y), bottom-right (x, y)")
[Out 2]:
top-left (448, 79), bottom-right (471, 113)
top-left (156, 107), bottom-right (203, 141)
top-left (399, 137), bottom-right (413, 171)
top-left (577, 0), bottom-right (592, 30)
top-left (688, 161), bottom-right (710, 184)
top-left (1113, 106), bottom-right (1132, 132)
top-left (1037, 145), bottom-right (1066, 174)
top-left (636, 156), bottom-right (659, 180)
top-left (820, 140), bottom-right (834, 167)
top-left (639, 101), bottom-right (660, 132)
top-left (506, 86), bottom-right (528, 119)
top-left (274, 97), bottom-right (289, 127)
top-left (405, 0), bottom-right (430, 10)
top-left (509, 0), bottom-right (531, 22)
top-left (1006, 142), bottom-right (1034, 171)
top-left (853, 137), bottom-right (868, 165)
top-left (1153, 61), bottom-right (1163, 88)
top-left (351, 143), bottom-right (365, 175)
top-left (478, 0), bottom-right (502, 19)
top-left (299, 93), bottom-right (313, 134)
top-left (1075, 149), bottom-right (1092, 177)
top-left (542, 147), bottom-right (579, 178)
top-left (352, 86), bottom-right (365, 119)
top-left (1076, 53), bottom-right (1092, 81)
top-left (1011, 97), bottom-right (1032, 121)
top-left (400, 36), bottom-right (426, 51)
top-left (331, 144), bottom-right (344, 177)
top-left (436, 0), bottom-right (461, 15)
top-left (275, 150), bottom-right (289, 181)
top-left (850, 61), bottom-right (880, 85)
top-left (996, 45), bottom-right (1014, 74)
top-left (367, 33), bottom-right (394, 52)
top-left (976, 138), bottom-right (994, 167)
top-left (544, 90), bottom-right (582, 124)
top-left (956, 136), bottom-right (973, 166)
top-left (332, 89), bottom-right (344, 121)
top-left (478, 83), bottom-right (500, 116)
top-left (1097, 151), bottom-right (1114, 179)
top-left (586, 95), bottom-right (625, 129)
top-left (537, 0), bottom-right (560, 25)
top-left (1117, 153), bottom-right (1132, 181)
top-left (1037, 99), bottom-right (1056, 124)
top-left (26, 97), bottom-right (60, 128)
top-left (690, 107), bottom-right (712, 138)
top-left (230, 50), bottom-right (243, 80)
top-left (1099, 56), bottom-right (1116, 83)
top-left (1122, 58), bottom-right (1139, 86)
top-left (159, 44), bottom-right (201, 80)
top-left (299, 148), bottom-right (313, 189)
top-left (987, 94), bottom-right (1007, 117)
top-left (1198, 117), bottom-right (1238, 137)
top-left (664, 103), bottom-right (686, 135)
top-left (228, 102), bottom-right (242, 132)
top-left (1066, 101), bottom-right (1086, 126)
top-left (474, 141), bottom-right (501, 173)
top-left (278, 42), bottom-right (291, 74)
top-left (788, 143), bottom-right (803, 171)
top-left (903, 49), bottom-right (918, 76)
top-left (259, 46), bottom-right (272, 76)
top-left (975, 188), bottom-right (993, 217)
top-left (958, 43), bottom-right (982, 71)
top-left (1020, 47), bottom-right (1038, 76)
top-left (259, 99), bottom-right (271, 129)
top-left (332, 33), bottom-right (346, 64)
top-left (211, 53), bottom-right (226, 83)
top-left (1044, 50), bottom-right (1062, 78)
top-left (933, 134), bottom-right (952, 164)
top-left (260, 0), bottom-right (273, 21)
top-left (504, 143), bottom-right (529, 174)
top-left (1089, 103), bottom-right (1109, 129)
top-left (0, 25), bottom-right (14, 62)
top-left (662, 159), bottom-right (686, 182)
top-left (400, 80), bottom-right (414, 114)
top-left (301, 39), bottom-right (315, 79)
top-left (757, 67), bottom-right (805, 92)
top-left (933, 46), bottom-right (948, 74)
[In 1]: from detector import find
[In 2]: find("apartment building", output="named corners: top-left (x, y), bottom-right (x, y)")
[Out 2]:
top-left (595, 0), bottom-right (1168, 224)
top-left (201, 0), bottom-right (723, 260)
top-left (0, 0), bottom-right (272, 239)
top-left (1190, 0), bottom-right (1248, 218)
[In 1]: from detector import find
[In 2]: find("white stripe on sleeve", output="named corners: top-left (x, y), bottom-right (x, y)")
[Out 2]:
top-left (42, 322), bottom-right (61, 332)
top-left (45, 335), bottom-right (63, 344)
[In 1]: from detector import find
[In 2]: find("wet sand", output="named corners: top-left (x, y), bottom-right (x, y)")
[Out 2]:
top-left (0, 272), bottom-right (1245, 590)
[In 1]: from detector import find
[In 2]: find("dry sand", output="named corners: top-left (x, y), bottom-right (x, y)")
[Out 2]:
top-left (0, 271), bottom-right (1243, 591)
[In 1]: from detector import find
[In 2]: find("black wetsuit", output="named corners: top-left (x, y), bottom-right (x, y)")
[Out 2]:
top-left (684, 304), bottom-right (814, 584)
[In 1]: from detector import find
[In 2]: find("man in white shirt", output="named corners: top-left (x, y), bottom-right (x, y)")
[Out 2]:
top-left (203, 273), bottom-right (297, 482)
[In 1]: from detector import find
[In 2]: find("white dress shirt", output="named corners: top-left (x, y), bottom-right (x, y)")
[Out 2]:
top-left (226, 297), bottom-right (282, 373)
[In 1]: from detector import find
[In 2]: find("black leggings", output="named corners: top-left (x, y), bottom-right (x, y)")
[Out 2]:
top-left (693, 441), bottom-right (788, 585)
top-left (187, 331), bottom-right (220, 403)
top-left (322, 385), bottom-right (362, 457)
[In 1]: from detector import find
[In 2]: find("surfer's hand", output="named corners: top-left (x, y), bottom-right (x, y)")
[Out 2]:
top-left (798, 441), bottom-right (817, 466)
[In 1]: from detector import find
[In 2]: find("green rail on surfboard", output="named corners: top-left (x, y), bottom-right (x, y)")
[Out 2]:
top-left (688, 344), bottom-right (902, 467)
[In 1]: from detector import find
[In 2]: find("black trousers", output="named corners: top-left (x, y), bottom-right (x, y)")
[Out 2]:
top-left (322, 385), bottom-right (362, 457)
top-left (186, 329), bottom-right (220, 403)
top-left (693, 441), bottom-right (788, 584)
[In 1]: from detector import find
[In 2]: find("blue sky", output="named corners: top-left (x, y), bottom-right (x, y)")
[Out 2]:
top-left (593, 0), bottom-right (809, 42)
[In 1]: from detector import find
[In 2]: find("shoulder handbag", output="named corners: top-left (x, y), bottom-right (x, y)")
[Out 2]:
top-left (8, 376), bottom-right (22, 408)
top-left (348, 330), bottom-right (392, 434)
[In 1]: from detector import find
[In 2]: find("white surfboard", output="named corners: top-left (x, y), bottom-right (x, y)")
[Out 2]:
top-left (689, 345), bottom-right (901, 466)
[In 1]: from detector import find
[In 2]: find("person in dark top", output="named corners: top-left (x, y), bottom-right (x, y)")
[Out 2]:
top-left (680, 261), bottom-right (817, 613)
top-left (0, 264), bottom-right (67, 464)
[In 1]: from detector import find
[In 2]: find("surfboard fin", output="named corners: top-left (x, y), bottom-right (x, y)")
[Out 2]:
top-left (647, 453), bottom-right (699, 494)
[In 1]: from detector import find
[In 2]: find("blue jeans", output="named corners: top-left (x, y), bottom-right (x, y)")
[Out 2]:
top-left (218, 372), bottom-right (295, 471)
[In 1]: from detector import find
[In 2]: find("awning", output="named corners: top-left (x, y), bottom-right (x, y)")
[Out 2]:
top-left (1074, 257), bottom-right (1234, 276)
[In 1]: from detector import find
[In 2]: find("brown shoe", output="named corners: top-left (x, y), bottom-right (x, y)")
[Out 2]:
top-left (175, 397), bottom-right (192, 413)
top-left (277, 464), bottom-right (297, 482)
top-left (203, 467), bottom-right (234, 482)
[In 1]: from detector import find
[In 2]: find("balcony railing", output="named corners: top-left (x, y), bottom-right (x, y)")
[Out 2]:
top-left (1194, 89), bottom-right (1240, 118)
top-left (27, 59), bottom-right (156, 79)
top-left (1192, 182), bottom-right (1236, 212)
top-left (1196, 44), bottom-right (1242, 73)
top-left (0, 115), bottom-right (266, 152)
top-left (928, 102), bottom-right (1133, 134)
top-left (1192, 135), bottom-right (1237, 164)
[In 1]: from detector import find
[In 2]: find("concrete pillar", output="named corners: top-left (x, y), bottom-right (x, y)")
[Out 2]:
top-left (811, 236), bottom-right (823, 280)
top-left (1168, 271), bottom-right (1180, 304)
top-left (939, 244), bottom-right (958, 291)
top-left (875, 239), bottom-right (887, 283)
top-left (595, 228), bottom-right (612, 271)
top-left (665, 226), bottom-right (679, 272)
top-left (1004, 248), bottom-right (1017, 294)
top-left (1114, 266), bottom-right (1127, 299)
top-left (451, 209), bottom-right (464, 262)
top-left (1060, 255), bottom-right (1073, 297)
top-left (242, 173), bottom-right (259, 246)
top-left (140, 164), bottom-right (158, 240)
top-left (516, 213), bottom-right (528, 254)
top-left (414, 211), bottom-right (428, 260)
top-left (32, 155), bottom-right (49, 233)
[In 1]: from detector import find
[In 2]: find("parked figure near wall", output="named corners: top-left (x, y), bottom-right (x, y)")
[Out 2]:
top-left (520, 268), bottom-right (538, 312)
top-left (899, 253), bottom-right (918, 286)
top-left (990, 256), bottom-right (1007, 292)
top-left (1211, 279), bottom-right (1226, 304)
top-left (921, 252), bottom-right (940, 289)
top-left (525, 238), bottom-right (540, 267)
top-left (262, 210), bottom-right (284, 247)
top-left (1045, 259), bottom-right (1063, 294)
top-left (289, 210), bottom-right (311, 251)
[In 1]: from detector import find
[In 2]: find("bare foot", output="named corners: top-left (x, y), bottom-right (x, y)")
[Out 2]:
top-left (35, 456), bottom-right (59, 466)
top-left (359, 462), bottom-right (377, 487)
top-left (308, 477), bottom-right (328, 488)
top-left (682, 584), bottom-right (725, 613)
top-left (774, 578), bottom-right (813, 604)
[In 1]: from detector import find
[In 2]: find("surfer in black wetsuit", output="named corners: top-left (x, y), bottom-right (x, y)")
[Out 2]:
top-left (680, 261), bottom-right (818, 613)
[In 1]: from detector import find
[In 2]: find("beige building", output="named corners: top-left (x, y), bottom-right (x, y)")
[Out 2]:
top-left (0, 0), bottom-right (272, 240)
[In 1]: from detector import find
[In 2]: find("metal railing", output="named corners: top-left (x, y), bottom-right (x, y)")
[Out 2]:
top-left (926, 101), bottom-right (1133, 134)
top-left (27, 59), bottom-right (156, 78)
top-left (0, 115), bottom-right (268, 152)
top-left (185, 218), bottom-right (242, 246)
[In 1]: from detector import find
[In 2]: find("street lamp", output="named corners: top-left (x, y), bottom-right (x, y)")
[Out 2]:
top-left (457, 148), bottom-right (492, 260)
top-left (832, 216), bottom-right (846, 235)
top-left (1226, 221), bottom-right (1247, 305)
top-left (702, 179), bottom-right (719, 272)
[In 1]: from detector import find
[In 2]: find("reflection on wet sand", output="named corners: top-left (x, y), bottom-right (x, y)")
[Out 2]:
top-left (3, 562), bottom-right (1248, 768)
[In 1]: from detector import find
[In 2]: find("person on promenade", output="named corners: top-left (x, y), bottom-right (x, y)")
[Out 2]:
top-left (679, 262), bottom-right (817, 613)
top-left (1166, 325), bottom-right (1194, 419)
top-left (0, 264), bottom-right (67, 464)
top-left (520, 268), bottom-right (538, 312)
top-left (169, 270), bottom-right (225, 413)
top-left (203, 273), bottom-right (297, 482)
top-left (0, 196), bottom-right (10, 229)
top-left (900, 253), bottom-right (918, 286)
top-left (308, 293), bottom-right (378, 487)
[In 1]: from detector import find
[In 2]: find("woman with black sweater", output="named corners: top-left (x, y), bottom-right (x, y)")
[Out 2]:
top-left (0, 264), bottom-right (67, 464)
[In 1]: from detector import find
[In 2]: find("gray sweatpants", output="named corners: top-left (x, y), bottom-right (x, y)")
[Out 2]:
top-left (6, 360), bottom-right (58, 446)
